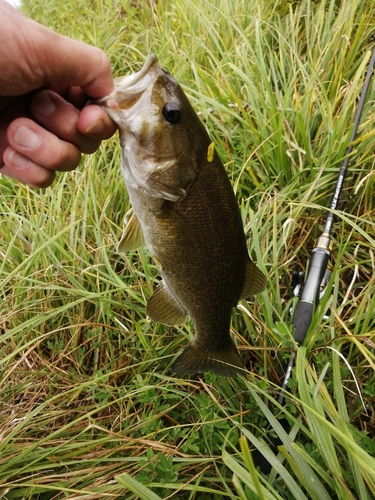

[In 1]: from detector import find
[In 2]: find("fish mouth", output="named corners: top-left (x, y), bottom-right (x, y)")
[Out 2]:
top-left (115, 54), bottom-right (159, 90)
top-left (95, 54), bottom-right (161, 108)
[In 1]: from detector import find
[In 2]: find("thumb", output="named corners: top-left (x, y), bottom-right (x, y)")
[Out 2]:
top-left (41, 33), bottom-right (114, 98)
top-left (1, 1), bottom-right (114, 98)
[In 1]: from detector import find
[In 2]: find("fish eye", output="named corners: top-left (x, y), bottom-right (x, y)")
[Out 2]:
top-left (162, 103), bottom-right (182, 125)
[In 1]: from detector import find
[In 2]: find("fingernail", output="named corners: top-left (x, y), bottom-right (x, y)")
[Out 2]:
top-left (14, 125), bottom-right (40, 150)
top-left (8, 150), bottom-right (30, 169)
top-left (84, 118), bottom-right (105, 135)
top-left (31, 92), bottom-right (56, 117)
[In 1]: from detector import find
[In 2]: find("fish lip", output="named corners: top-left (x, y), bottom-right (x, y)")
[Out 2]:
top-left (117, 54), bottom-right (159, 90)
top-left (94, 54), bottom-right (160, 107)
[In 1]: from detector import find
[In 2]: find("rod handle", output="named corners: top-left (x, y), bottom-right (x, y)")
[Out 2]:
top-left (292, 248), bottom-right (330, 343)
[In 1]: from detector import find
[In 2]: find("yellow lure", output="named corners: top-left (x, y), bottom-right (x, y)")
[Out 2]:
top-left (207, 142), bottom-right (215, 162)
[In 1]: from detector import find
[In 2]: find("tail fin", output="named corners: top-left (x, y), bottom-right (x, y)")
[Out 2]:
top-left (171, 340), bottom-right (244, 378)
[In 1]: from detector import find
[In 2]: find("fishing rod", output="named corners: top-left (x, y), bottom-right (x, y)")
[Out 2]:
top-left (278, 45), bottom-right (375, 405)
top-left (253, 45), bottom-right (375, 477)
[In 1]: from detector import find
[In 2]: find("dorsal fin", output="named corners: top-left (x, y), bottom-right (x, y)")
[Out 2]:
top-left (241, 259), bottom-right (267, 298)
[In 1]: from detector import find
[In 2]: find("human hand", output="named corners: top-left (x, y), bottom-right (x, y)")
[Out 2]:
top-left (0, 0), bottom-right (117, 188)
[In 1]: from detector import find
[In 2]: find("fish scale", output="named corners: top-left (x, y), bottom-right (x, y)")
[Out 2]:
top-left (96, 55), bottom-right (267, 377)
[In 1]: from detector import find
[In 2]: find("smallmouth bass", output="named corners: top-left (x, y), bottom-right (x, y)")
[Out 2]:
top-left (97, 55), bottom-right (266, 377)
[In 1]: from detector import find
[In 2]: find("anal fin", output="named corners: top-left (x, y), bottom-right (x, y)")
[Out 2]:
top-left (241, 259), bottom-right (267, 298)
top-left (147, 281), bottom-right (188, 326)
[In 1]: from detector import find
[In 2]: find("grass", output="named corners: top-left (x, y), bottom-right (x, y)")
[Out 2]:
top-left (1, 0), bottom-right (375, 498)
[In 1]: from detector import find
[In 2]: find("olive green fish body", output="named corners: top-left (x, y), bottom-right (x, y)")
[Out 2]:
top-left (133, 154), bottom-right (250, 376)
top-left (97, 55), bottom-right (266, 377)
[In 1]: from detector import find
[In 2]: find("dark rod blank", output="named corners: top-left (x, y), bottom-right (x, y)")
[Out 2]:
top-left (292, 45), bottom-right (375, 346)
top-left (278, 45), bottom-right (375, 404)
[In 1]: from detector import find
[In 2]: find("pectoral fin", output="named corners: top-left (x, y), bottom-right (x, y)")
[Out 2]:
top-left (147, 280), bottom-right (188, 325)
top-left (241, 259), bottom-right (267, 298)
top-left (116, 208), bottom-right (145, 252)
